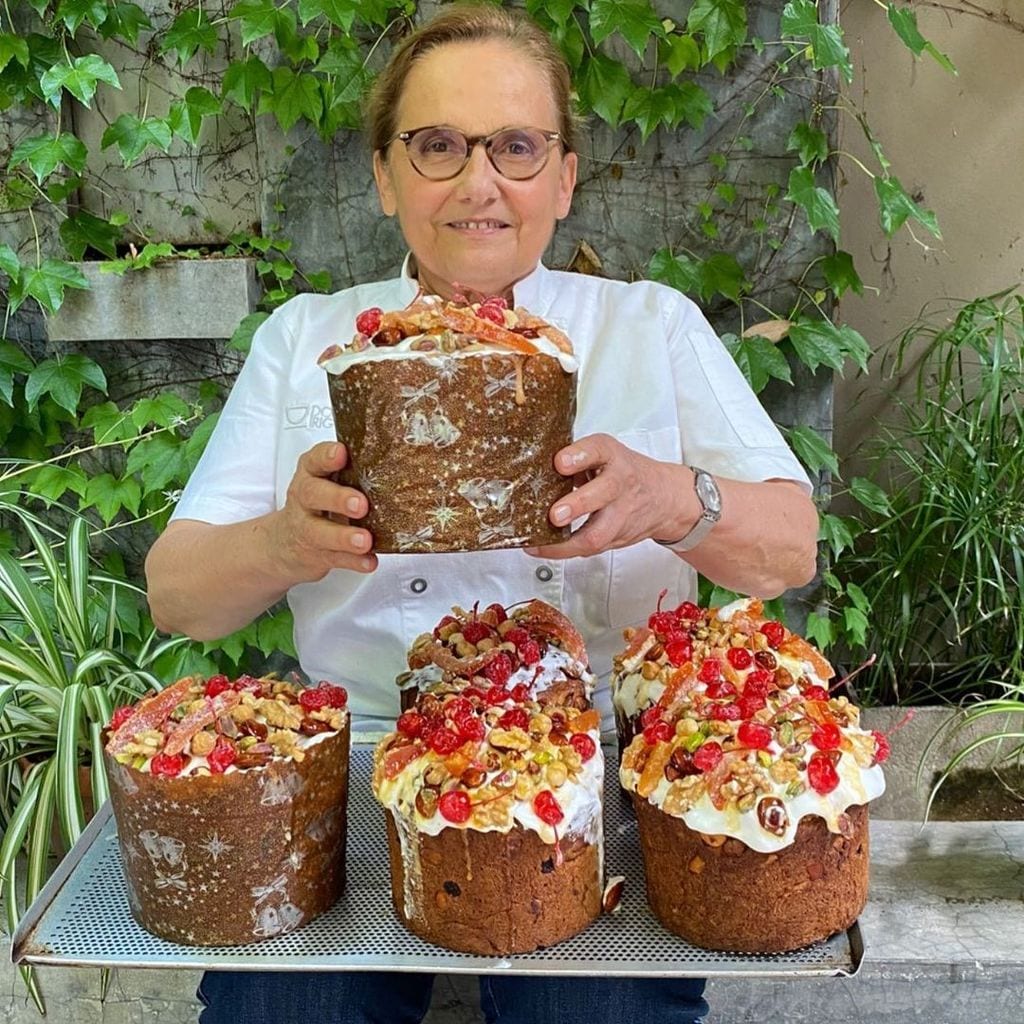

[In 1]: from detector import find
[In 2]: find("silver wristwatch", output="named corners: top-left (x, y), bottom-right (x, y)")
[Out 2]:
top-left (655, 466), bottom-right (722, 552)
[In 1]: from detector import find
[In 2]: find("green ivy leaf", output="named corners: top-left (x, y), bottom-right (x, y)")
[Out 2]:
top-left (842, 606), bottom-right (869, 647)
top-left (222, 55), bottom-right (272, 112)
top-left (60, 210), bottom-right (121, 260)
top-left (0, 33), bottom-right (30, 74)
top-left (298, 0), bottom-right (358, 30)
top-left (39, 54), bottom-right (120, 108)
top-left (257, 606), bottom-right (297, 658)
top-left (687, 0), bottom-right (747, 60)
top-left (55, 0), bottom-right (108, 34)
top-left (0, 243), bottom-right (20, 279)
top-left (81, 472), bottom-right (142, 525)
top-left (785, 166), bottom-right (840, 243)
top-left (81, 401), bottom-right (136, 445)
top-left (785, 424), bottom-right (838, 476)
top-left (160, 8), bottom-right (218, 66)
top-left (24, 354), bottom-right (107, 413)
top-left (101, 113), bottom-right (173, 165)
top-left (649, 248), bottom-right (703, 296)
top-left (788, 317), bottom-right (871, 374)
top-left (786, 122), bottom-right (828, 167)
top-left (130, 393), bottom-right (190, 430)
top-left (25, 463), bottom-right (89, 505)
top-left (0, 341), bottom-right (33, 406)
top-left (886, 3), bottom-right (956, 74)
top-left (526, 0), bottom-right (577, 28)
top-left (780, 0), bottom-right (852, 83)
top-left (667, 81), bottom-right (713, 129)
top-left (227, 0), bottom-right (279, 45)
top-left (590, 0), bottom-right (665, 60)
top-left (125, 432), bottom-right (189, 492)
top-left (167, 86), bottom-right (222, 145)
top-left (663, 33), bottom-right (701, 76)
top-left (699, 253), bottom-right (746, 301)
top-left (818, 512), bottom-right (856, 559)
top-left (183, 412), bottom-right (219, 472)
top-left (848, 476), bottom-right (891, 516)
top-left (804, 610), bottom-right (835, 651)
top-left (97, 2), bottom-right (153, 45)
top-left (304, 270), bottom-right (332, 293)
top-left (622, 86), bottom-right (679, 143)
top-left (723, 334), bottom-right (792, 393)
top-left (874, 175), bottom-right (941, 238)
top-left (820, 250), bottom-right (863, 297)
top-left (9, 132), bottom-right (88, 184)
top-left (578, 54), bottom-right (633, 127)
top-left (13, 259), bottom-right (89, 315)
top-left (228, 311), bottom-right (270, 354)
top-left (315, 35), bottom-right (370, 102)
top-left (258, 66), bottom-right (323, 133)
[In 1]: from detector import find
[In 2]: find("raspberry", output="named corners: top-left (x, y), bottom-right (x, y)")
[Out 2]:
top-left (807, 751), bottom-right (840, 794)
top-left (812, 722), bottom-right (842, 751)
top-left (710, 703), bottom-right (741, 722)
top-left (433, 614), bottom-right (459, 639)
top-left (483, 653), bottom-right (513, 689)
top-left (453, 711), bottom-right (485, 743)
top-left (438, 790), bottom-right (472, 823)
top-left (675, 601), bottom-right (700, 620)
top-left (499, 708), bottom-right (530, 731)
top-left (208, 736), bottom-right (237, 774)
top-left (485, 685), bottom-right (510, 706)
top-left (648, 611), bottom-right (677, 636)
top-left (533, 789), bottom-right (564, 826)
top-left (665, 637), bottom-right (693, 666)
top-left (150, 752), bottom-right (186, 777)
top-left (698, 659), bottom-right (722, 684)
top-left (299, 683), bottom-right (348, 711)
top-left (643, 720), bottom-right (673, 745)
top-left (737, 721), bottom-right (773, 750)
top-left (509, 683), bottom-right (531, 703)
top-left (396, 711), bottom-right (424, 738)
top-left (737, 693), bottom-right (767, 719)
top-left (570, 733), bottom-right (597, 762)
top-left (504, 627), bottom-right (530, 649)
top-left (429, 726), bottom-right (462, 755)
top-left (204, 675), bottom-right (232, 698)
top-left (726, 647), bottom-right (753, 670)
top-left (692, 741), bottom-right (723, 773)
top-left (871, 730), bottom-right (891, 765)
top-left (109, 705), bottom-right (135, 731)
top-left (518, 639), bottom-right (541, 665)
top-left (477, 303), bottom-right (506, 325)
top-left (485, 602), bottom-right (508, 624)
top-left (803, 685), bottom-right (830, 702)
top-left (760, 621), bottom-right (786, 648)
top-left (705, 680), bottom-right (736, 700)
top-left (355, 306), bottom-right (383, 335)
top-left (461, 620), bottom-right (492, 645)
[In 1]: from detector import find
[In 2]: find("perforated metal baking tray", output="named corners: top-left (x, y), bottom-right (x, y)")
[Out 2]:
top-left (12, 746), bottom-right (863, 977)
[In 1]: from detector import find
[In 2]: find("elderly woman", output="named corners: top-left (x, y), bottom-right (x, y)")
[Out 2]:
top-left (146, 5), bottom-right (817, 1023)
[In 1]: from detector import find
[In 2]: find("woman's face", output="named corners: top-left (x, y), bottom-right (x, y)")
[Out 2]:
top-left (373, 40), bottom-right (577, 300)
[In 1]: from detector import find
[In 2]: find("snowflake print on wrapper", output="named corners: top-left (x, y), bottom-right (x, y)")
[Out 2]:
top-left (198, 831), bottom-right (234, 863)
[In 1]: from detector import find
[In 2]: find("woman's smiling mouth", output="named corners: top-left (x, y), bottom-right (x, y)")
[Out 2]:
top-left (447, 219), bottom-right (510, 231)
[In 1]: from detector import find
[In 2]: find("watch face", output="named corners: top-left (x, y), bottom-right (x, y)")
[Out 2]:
top-left (696, 471), bottom-right (722, 515)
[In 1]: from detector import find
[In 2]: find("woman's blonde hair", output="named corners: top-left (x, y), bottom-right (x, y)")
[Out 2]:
top-left (366, 3), bottom-right (580, 154)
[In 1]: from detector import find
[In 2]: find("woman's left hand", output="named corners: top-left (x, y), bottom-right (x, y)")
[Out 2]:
top-left (526, 433), bottom-right (693, 559)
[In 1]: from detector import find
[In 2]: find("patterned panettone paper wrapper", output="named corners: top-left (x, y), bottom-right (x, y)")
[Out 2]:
top-left (325, 352), bottom-right (576, 553)
top-left (105, 724), bottom-right (349, 947)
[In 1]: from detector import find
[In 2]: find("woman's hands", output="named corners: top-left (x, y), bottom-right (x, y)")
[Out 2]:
top-left (266, 441), bottom-right (377, 582)
top-left (526, 434), bottom-right (696, 559)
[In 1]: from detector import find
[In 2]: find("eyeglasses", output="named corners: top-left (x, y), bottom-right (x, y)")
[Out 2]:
top-left (385, 125), bottom-right (563, 181)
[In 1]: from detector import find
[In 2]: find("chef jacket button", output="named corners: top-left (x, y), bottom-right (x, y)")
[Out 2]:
top-left (410, 578), bottom-right (428, 594)
top-left (535, 565), bottom-right (554, 583)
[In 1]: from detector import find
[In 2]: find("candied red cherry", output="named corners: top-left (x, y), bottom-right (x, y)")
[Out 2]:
top-left (533, 789), bottom-right (564, 826)
top-left (483, 652), bottom-right (513, 689)
top-left (803, 685), bottom-right (830, 702)
top-left (726, 647), bottom-right (753, 670)
top-left (433, 614), bottom-right (459, 639)
top-left (518, 639), bottom-right (542, 665)
top-left (640, 705), bottom-right (665, 728)
top-left (710, 703), bottom-right (741, 722)
top-left (665, 637), bottom-right (693, 667)
top-left (692, 741), bottom-right (723, 773)
top-left (453, 712), bottom-right (485, 743)
top-left (208, 736), bottom-right (237, 774)
top-left (698, 659), bottom-right (722, 684)
top-left (109, 705), bottom-right (135, 731)
top-left (150, 752), bottom-right (186, 777)
top-left (760, 621), bottom-right (786, 648)
top-left (705, 680), bottom-right (736, 700)
top-left (355, 306), bottom-right (383, 335)
top-left (737, 693), bottom-right (767, 719)
top-left (570, 733), bottom-right (597, 762)
top-left (871, 730), bottom-right (891, 765)
top-left (235, 674), bottom-right (264, 697)
top-left (461, 620), bottom-right (492, 645)
top-left (484, 685), bottom-right (510, 706)
top-left (643, 720), bottom-right (673, 745)
top-left (811, 722), bottom-right (842, 751)
top-left (482, 295), bottom-right (508, 310)
top-left (429, 727), bottom-right (462, 756)
top-left (204, 674), bottom-right (232, 698)
top-left (744, 669), bottom-right (773, 696)
top-left (444, 696), bottom-right (473, 720)
top-left (396, 711), bottom-right (425, 738)
top-left (300, 682), bottom-right (348, 711)
top-left (499, 707), bottom-right (530, 731)
top-left (504, 627), bottom-right (530, 649)
top-left (737, 721), bottom-right (773, 750)
top-left (648, 611), bottom-right (677, 636)
top-left (438, 790), bottom-right (472, 823)
top-left (509, 683), bottom-right (530, 703)
top-left (477, 303), bottom-right (506, 325)
top-left (808, 751), bottom-right (840, 794)
top-left (675, 601), bottom-right (700, 620)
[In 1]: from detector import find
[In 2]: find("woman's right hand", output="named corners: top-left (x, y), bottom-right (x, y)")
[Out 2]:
top-left (267, 441), bottom-right (377, 582)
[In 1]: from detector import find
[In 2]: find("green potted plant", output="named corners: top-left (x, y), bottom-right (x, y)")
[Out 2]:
top-left (0, 500), bottom-right (187, 1011)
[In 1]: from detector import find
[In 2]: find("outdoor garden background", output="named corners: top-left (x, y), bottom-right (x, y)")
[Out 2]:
top-left (0, 1), bottom-right (1021, 1022)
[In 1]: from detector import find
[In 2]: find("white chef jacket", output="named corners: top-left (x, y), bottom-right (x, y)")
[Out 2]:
top-left (172, 257), bottom-right (811, 734)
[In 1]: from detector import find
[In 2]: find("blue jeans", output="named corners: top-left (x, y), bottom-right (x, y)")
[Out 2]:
top-left (196, 971), bottom-right (708, 1023)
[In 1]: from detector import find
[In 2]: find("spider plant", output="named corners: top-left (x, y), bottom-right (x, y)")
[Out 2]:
top-left (0, 504), bottom-right (187, 1012)
top-left (838, 290), bottom-right (1024, 705)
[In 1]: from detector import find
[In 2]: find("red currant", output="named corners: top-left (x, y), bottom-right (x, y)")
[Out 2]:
top-left (665, 637), bottom-right (693, 666)
top-left (570, 732), bottom-right (597, 762)
top-left (438, 790), bottom-right (472, 823)
top-left (499, 708), bottom-right (530, 731)
top-left (726, 647), bottom-right (753, 670)
top-left (871, 730), bottom-right (891, 765)
top-left (150, 752), bottom-right (186, 777)
top-left (461, 620), bottom-right (492, 645)
top-left (429, 727), bottom-right (462, 755)
top-left (355, 307), bottom-right (383, 335)
top-left (760, 621), bottom-right (786, 648)
top-left (698, 659), bottom-right (722, 684)
top-left (643, 720), bottom-right (673, 745)
top-left (533, 789), bottom-right (564, 826)
top-left (208, 736), bottom-right (237, 774)
top-left (737, 721), bottom-right (773, 750)
top-left (109, 705), bottom-right (135, 731)
top-left (396, 711), bottom-right (424, 738)
top-left (204, 675), bottom-right (232, 698)
top-left (692, 742), bottom-right (723, 773)
top-left (811, 722), bottom-right (842, 751)
top-left (807, 751), bottom-right (840, 794)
